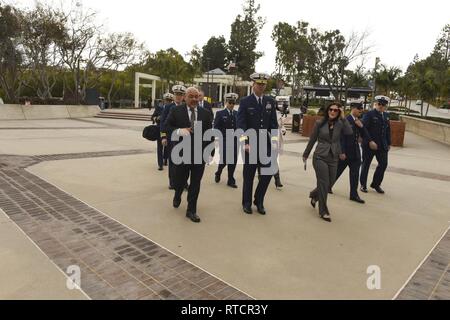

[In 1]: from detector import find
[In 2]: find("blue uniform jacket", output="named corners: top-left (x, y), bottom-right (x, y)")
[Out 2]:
top-left (340, 115), bottom-right (369, 161)
top-left (214, 109), bottom-right (237, 135)
top-left (237, 95), bottom-right (278, 135)
top-left (160, 102), bottom-right (177, 139)
top-left (151, 104), bottom-right (164, 125)
top-left (362, 109), bottom-right (391, 151)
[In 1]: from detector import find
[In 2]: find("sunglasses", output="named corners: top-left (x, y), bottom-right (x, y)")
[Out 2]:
top-left (329, 108), bottom-right (340, 113)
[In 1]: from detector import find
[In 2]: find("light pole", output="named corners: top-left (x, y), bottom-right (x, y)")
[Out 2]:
top-left (371, 57), bottom-right (380, 109)
top-left (206, 58), bottom-right (211, 99)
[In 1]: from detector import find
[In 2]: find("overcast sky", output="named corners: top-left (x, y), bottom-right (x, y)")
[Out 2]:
top-left (14, 0), bottom-right (450, 76)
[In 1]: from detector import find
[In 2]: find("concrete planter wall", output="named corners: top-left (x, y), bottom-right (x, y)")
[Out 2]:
top-left (0, 104), bottom-right (100, 120)
top-left (301, 115), bottom-right (323, 137)
top-left (390, 121), bottom-right (406, 147)
top-left (301, 115), bottom-right (406, 147)
top-left (400, 115), bottom-right (450, 145)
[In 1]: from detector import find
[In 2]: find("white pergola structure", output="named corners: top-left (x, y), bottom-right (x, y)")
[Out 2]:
top-left (134, 72), bottom-right (161, 109)
top-left (194, 69), bottom-right (252, 102)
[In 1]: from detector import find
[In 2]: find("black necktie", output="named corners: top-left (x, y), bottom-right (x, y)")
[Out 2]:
top-left (258, 97), bottom-right (262, 108)
top-left (190, 108), bottom-right (196, 128)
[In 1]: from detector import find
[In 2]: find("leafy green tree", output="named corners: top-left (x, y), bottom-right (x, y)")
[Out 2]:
top-left (187, 45), bottom-right (203, 77)
top-left (142, 48), bottom-right (194, 89)
top-left (21, 3), bottom-right (66, 100)
top-left (228, 0), bottom-right (265, 79)
top-left (272, 21), bottom-right (310, 97)
top-left (376, 65), bottom-right (402, 97)
top-left (0, 4), bottom-right (24, 102)
top-left (201, 36), bottom-right (228, 72)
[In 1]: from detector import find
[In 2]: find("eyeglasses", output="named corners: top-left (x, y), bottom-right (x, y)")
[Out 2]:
top-left (329, 108), bottom-right (340, 113)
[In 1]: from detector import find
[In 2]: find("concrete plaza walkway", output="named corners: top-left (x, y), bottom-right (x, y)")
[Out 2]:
top-left (0, 116), bottom-right (449, 300)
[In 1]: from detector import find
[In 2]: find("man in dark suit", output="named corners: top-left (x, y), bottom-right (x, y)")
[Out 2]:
top-left (214, 93), bottom-right (239, 188)
top-left (237, 73), bottom-right (279, 215)
top-left (198, 90), bottom-right (213, 116)
top-left (165, 87), bottom-right (214, 223)
top-left (360, 96), bottom-right (391, 194)
top-left (151, 93), bottom-right (173, 171)
top-left (160, 85), bottom-right (186, 189)
top-left (333, 102), bottom-right (369, 203)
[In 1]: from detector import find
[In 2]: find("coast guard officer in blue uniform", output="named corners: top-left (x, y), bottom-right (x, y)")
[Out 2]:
top-left (151, 92), bottom-right (173, 171)
top-left (237, 73), bottom-right (279, 215)
top-left (161, 85), bottom-right (186, 190)
top-left (333, 102), bottom-right (369, 203)
top-left (360, 95), bottom-right (391, 194)
top-left (214, 93), bottom-right (239, 189)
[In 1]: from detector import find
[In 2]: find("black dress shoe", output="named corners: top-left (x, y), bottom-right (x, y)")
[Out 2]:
top-left (350, 197), bottom-right (365, 204)
top-left (310, 198), bottom-right (317, 209)
top-left (320, 214), bottom-right (332, 223)
top-left (215, 173), bottom-right (221, 183)
top-left (173, 197), bottom-right (181, 208)
top-left (243, 206), bottom-right (253, 214)
top-left (158, 167), bottom-right (163, 171)
top-left (227, 182), bottom-right (238, 189)
top-left (186, 212), bottom-right (201, 223)
top-left (253, 201), bottom-right (266, 215)
top-left (370, 184), bottom-right (385, 194)
top-left (275, 181), bottom-right (284, 189)
top-left (360, 186), bottom-right (368, 193)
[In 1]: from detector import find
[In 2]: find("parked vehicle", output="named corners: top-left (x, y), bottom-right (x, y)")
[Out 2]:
top-left (275, 96), bottom-right (291, 114)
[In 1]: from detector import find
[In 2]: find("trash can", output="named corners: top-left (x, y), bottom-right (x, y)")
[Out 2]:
top-left (292, 114), bottom-right (300, 133)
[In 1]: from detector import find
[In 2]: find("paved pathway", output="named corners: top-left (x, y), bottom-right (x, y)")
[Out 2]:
top-left (0, 152), bottom-right (251, 300)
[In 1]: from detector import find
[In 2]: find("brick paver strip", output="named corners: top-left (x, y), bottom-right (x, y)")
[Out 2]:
top-left (396, 228), bottom-right (450, 300)
top-left (0, 152), bottom-right (252, 300)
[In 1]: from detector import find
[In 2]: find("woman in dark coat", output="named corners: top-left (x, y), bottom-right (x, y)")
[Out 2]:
top-left (302, 102), bottom-right (353, 222)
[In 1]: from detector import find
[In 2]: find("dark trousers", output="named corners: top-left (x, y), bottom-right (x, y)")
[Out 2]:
top-left (156, 137), bottom-right (164, 168)
top-left (216, 143), bottom-right (238, 183)
top-left (242, 141), bottom-right (276, 207)
top-left (163, 144), bottom-right (169, 163)
top-left (243, 164), bottom-right (272, 207)
top-left (167, 143), bottom-right (176, 188)
top-left (310, 153), bottom-right (338, 216)
top-left (174, 164), bottom-right (205, 213)
top-left (360, 147), bottom-right (388, 188)
top-left (335, 158), bottom-right (361, 199)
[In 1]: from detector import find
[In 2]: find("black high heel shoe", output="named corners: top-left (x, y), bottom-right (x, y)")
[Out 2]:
top-left (310, 198), bottom-right (317, 209)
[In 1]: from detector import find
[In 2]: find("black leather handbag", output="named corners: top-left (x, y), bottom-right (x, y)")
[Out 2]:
top-left (142, 125), bottom-right (160, 141)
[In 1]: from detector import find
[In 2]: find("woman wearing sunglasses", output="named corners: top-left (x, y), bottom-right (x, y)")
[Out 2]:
top-left (302, 102), bottom-right (353, 222)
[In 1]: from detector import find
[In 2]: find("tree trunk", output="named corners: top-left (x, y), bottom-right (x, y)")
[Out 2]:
top-left (425, 102), bottom-right (430, 117)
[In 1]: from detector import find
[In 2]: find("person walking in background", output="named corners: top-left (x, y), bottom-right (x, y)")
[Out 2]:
top-left (160, 85), bottom-right (186, 190)
top-left (198, 90), bottom-right (213, 117)
top-left (302, 102), bottom-right (353, 222)
top-left (152, 93), bottom-right (173, 171)
top-left (214, 93), bottom-right (239, 189)
top-left (274, 104), bottom-right (287, 189)
top-left (360, 96), bottom-right (391, 195)
top-left (332, 102), bottom-right (369, 204)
